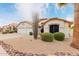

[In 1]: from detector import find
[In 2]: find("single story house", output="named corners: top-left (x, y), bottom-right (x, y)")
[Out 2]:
top-left (39, 18), bottom-right (73, 38)
top-left (17, 21), bottom-right (33, 35)
top-left (17, 18), bottom-right (73, 38)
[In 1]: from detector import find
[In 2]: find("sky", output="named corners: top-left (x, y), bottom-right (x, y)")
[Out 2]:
top-left (0, 3), bottom-right (74, 26)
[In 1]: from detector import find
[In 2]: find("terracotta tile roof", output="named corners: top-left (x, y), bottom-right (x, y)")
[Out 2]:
top-left (41, 18), bottom-right (73, 25)
top-left (17, 18), bottom-right (73, 27)
top-left (38, 18), bottom-right (47, 22)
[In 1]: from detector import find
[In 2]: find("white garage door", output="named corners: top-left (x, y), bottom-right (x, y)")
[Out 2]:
top-left (18, 28), bottom-right (27, 34)
top-left (18, 28), bottom-right (33, 35)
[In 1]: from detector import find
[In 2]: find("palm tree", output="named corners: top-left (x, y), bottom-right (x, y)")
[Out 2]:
top-left (71, 4), bottom-right (79, 49)
top-left (58, 3), bottom-right (79, 49)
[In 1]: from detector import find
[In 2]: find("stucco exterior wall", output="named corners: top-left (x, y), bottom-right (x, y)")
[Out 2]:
top-left (17, 22), bottom-right (33, 35)
top-left (44, 20), bottom-right (71, 38)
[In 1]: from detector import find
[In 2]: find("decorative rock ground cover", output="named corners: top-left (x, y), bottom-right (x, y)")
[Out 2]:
top-left (0, 41), bottom-right (47, 56)
top-left (0, 40), bottom-right (79, 56)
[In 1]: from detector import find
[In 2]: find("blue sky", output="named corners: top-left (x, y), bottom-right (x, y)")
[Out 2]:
top-left (0, 3), bottom-right (74, 26)
top-left (0, 3), bottom-right (21, 26)
top-left (42, 3), bottom-right (74, 19)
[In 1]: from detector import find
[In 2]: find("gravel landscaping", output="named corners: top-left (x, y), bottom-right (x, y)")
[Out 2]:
top-left (0, 40), bottom-right (79, 56)
top-left (0, 33), bottom-right (79, 56)
top-left (0, 41), bottom-right (47, 56)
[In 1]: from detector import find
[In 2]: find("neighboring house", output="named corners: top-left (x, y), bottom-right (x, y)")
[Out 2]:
top-left (1, 23), bottom-right (17, 33)
top-left (17, 18), bottom-right (73, 38)
top-left (0, 27), bottom-right (3, 33)
top-left (17, 21), bottom-right (33, 35)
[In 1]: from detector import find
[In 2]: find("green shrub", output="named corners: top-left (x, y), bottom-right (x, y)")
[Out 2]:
top-left (2, 31), bottom-right (8, 34)
top-left (54, 32), bottom-right (65, 41)
top-left (29, 32), bottom-right (33, 35)
top-left (41, 32), bottom-right (54, 42)
top-left (6, 29), bottom-right (10, 33)
top-left (9, 30), bottom-right (14, 33)
top-left (2, 29), bottom-right (10, 34)
top-left (14, 29), bottom-right (17, 33)
top-left (9, 30), bottom-right (17, 33)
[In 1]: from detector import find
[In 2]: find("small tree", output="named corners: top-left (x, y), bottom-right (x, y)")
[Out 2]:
top-left (32, 12), bottom-right (39, 39)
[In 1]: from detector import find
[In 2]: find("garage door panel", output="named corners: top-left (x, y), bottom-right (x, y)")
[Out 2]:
top-left (18, 28), bottom-right (27, 34)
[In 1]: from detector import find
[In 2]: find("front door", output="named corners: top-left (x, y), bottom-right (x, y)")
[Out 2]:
top-left (50, 24), bottom-right (59, 33)
top-left (41, 25), bottom-right (44, 33)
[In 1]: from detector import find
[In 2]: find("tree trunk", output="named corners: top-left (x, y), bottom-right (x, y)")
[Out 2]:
top-left (71, 3), bottom-right (79, 49)
top-left (32, 12), bottom-right (39, 39)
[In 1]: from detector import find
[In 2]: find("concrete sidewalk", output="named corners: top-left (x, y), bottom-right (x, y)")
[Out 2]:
top-left (0, 45), bottom-right (9, 56)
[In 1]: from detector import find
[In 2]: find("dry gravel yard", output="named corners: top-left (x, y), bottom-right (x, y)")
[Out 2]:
top-left (0, 33), bottom-right (79, 56)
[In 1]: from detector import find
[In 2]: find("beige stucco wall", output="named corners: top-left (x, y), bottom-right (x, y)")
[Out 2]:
top-left (43, 20), bottom-right (71, 38)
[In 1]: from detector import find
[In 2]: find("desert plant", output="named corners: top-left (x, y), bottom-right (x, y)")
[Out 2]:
top-left (41, 32), bottom-right (54, 42)
top-left (54, 32), bottom-right (65, 41)
top-left (32, 12), bottom-right (39, 39)
top-left (9, 30), bottom-right (14, 33)
top-left (29, 32), bottom-right (33, 35)
top-left (2, 31), bottom-right (8, 34)
top-left (6, 29), bottom-right (10, 33)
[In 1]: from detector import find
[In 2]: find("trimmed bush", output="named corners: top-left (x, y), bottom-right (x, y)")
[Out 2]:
top-left (2, 31), bottom-right (8, 34)
top-left (9, 30), bottom-right (14, 33)
top-left (29, 32), bottom-right (33, 35)
top-left (41, 32), bottom-right (54, 42)
top-left (54, 32), bottom-right (65, 41)
top-left (13, 29), bottom-right (17, 33)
